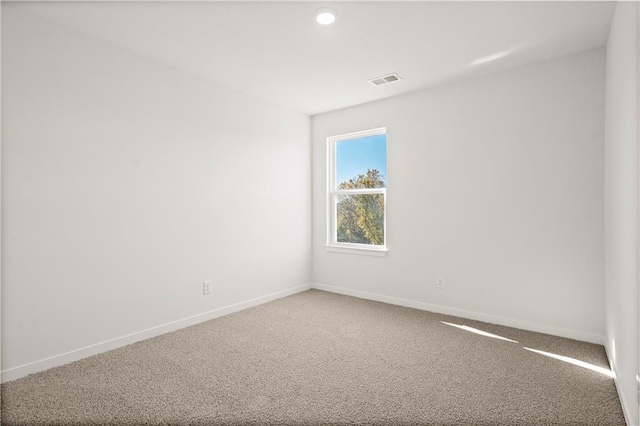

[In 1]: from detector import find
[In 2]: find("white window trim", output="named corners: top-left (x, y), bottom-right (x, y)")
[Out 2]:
top-left (326, 127), bottom-right (388, 256)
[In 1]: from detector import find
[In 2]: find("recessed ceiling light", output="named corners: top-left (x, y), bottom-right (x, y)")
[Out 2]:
top-left (316, 10), bottom-right (336, 25)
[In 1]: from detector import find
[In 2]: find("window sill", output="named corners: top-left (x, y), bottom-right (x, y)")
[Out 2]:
top-left (325, 245), bottom-right (388, 257)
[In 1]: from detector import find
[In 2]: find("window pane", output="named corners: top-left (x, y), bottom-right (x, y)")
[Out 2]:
top-left (336, 194), bottom-right (385, 245)
top-left (336, 134), bottom-right (386, 190)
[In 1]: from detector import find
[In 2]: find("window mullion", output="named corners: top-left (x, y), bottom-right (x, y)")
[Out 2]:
top-left (332, 188), bottom-right (385, 196)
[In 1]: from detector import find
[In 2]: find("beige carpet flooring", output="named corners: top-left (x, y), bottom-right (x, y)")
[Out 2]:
top-left (1, 289), bottom-right (625, 425)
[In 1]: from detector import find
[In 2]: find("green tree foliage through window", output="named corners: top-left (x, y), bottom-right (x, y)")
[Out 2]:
top-left (336, 169), bottom-right (385, 245)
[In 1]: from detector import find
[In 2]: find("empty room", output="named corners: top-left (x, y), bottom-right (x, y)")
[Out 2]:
top-left (1, 1), bottom-right (639, 425)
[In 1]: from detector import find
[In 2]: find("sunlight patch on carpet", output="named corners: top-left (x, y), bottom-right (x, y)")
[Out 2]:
top-left (524, 348), bottom-right (615, 378)
top-left (440, 322), bottom-right (519, 343)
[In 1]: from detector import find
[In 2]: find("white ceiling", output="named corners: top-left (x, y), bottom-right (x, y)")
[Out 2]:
top-left (12, 1), bottom-right (615, 116)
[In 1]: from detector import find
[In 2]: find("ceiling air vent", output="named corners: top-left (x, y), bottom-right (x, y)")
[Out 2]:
top-left (368, 73), bottom-right (402, 87)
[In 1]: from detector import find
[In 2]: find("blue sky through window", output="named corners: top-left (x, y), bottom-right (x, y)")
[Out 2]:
top-left (336, 134), bottom-right (387, 186)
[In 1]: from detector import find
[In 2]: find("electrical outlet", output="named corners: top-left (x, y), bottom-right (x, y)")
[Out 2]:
top-left (436, 276), bottom-right (445, 289)
top-left (203, 281), bottom-right (212, 295)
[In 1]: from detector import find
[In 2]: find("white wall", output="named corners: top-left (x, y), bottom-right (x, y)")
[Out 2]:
top-left (604, 2), bottom-right (640, 425)
top-left (312, 49), bottom-right (606, 343)
top-left (1, 6), bottom-right (311, 378)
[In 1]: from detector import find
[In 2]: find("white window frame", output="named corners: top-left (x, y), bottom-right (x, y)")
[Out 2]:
top-left (326, 127), bottom-right (388, 256)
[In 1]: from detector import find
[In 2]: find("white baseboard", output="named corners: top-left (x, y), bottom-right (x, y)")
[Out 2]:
top-left (311, 283), bottom-right (605, 345)
top-left (605, 343), bottom-right (633, 426)
top-left (1, 283), bottom-right (311, 383)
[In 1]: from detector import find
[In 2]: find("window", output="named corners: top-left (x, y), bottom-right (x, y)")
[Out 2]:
top-left (327, 128), bottom-right (387, 256)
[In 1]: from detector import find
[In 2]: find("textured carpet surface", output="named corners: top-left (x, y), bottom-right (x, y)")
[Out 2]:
top-left (2, 289), bottom-right (625, 425)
